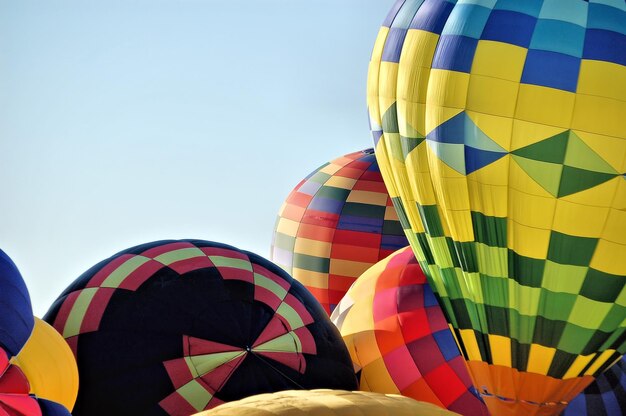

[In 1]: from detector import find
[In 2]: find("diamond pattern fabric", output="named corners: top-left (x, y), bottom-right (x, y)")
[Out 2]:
top-left (367, 1), bottom-right (626, 415)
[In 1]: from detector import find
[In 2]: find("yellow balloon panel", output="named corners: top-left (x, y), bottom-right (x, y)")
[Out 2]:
top-left (13, 317), bottom-right (79, 411)
top-left (193, 390), bottom-right (460, 416)
top-left (368, 1), bottom-right (626, 415)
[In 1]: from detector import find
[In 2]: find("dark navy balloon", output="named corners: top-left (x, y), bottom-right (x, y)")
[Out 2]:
top-left (0, 249), bottom-right (34, 357)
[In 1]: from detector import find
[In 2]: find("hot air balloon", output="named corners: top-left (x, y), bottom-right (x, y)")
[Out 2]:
top-left (271, 149), bottom-right (408, 314)
top-left (13, 317), bottom-right (79, 411)
top-left (0, 249), bottom-right (34, 358)
top-left (192, 389), bottom-right (460, 416)
top-left (368, 1), bottom-right (626, 415)
top-left (563, 356), bottom-right (625, 415)
top-left (44, 239), bottom-right (357, 416)
top-left (0, 249), bottom-right (71, 416)
top-left (331, 246), bottom-right (486, 415)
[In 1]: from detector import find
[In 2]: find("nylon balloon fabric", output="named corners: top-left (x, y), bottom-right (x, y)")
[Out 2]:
top-left (271, 149), bottom-right (408, 315)
top-left (368, 1), bottom-right (626, 415)
top-left (0, 250), bottom-right (71, 416)
top-left (13, 318), bottom-right (79, 412)
top-left (44, 239), bottom-right (357, 416)
top-left (563, 356), bottom-right (625, 416)
top-left (331, 246), bottom-right (487, 415)
top-left (192, 389), bottom-right (461, 416)
top-left (0, 249), bottom-right (34, 358)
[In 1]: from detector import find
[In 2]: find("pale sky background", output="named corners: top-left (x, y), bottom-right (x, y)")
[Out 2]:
top-left (0, 0), bottom-right (395, 317)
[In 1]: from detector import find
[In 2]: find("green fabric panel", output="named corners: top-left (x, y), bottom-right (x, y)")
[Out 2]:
top-left (184, 357), bottom-right (199, 378)
top-left (510, 340), bottom-right (531, 372)
top-left (541, 261), bottom-right (587, 294)
top-left (254, 332), bottom-right (301, 353)
top-left (606, 328), bottom-right (626, 354)
top-left (382, 103), bottom-right (399, 133)
top-left (400, 135), bottom-right (424, 157)
top-left (190, 351), bottom-right (244, 376)
top-left (448, 298), bottom-right (477, 330)
top-left (254, 273), bottom-right (288, 300)
top-left (382, 219), bottom-right (405, 235)
top-left (563, 294), bottom-right (612, 329)
top-left (616, 285), bottom-right (626, 308)
top-left (547, 231), bottom-right (599, 266)
top-left (391, 197), bottom-right (411, 229)
top-left (178, 380), bottom-right (212, 412)
top-left (425, 264), bottom-right (449, 297)
top-left (462, 271), bottom-right (485, 304)
top-left (341, 202), bottom-right (386, 219)
top-left (532, 315), bottom-right (567, 347)
top-left (431, 142), bottom-right (466, 175)
top-left (292, 253), bottom-right (330, 273)
top-left (565, 132), bottom-right (619, 174)
top-left (509, 250), bottom-right (545, 288)
top-left (101, 256), bottom-right (151, 288)
top-left (454, 241), bottom-right (479, 273)
top-left (439, 267), bottom-right (465, 299)
top-left (508, 283), bottom-right (541, 316)
top-left (63, 288), bottom-right (98, 338)
top-left (276, 302), bottom-right (305, 330)
top-left (388, 132), bottom-right (405, 162)
top-left (547, 350), bottom-right (579, 378)
top-left (154, 248), bottom-right (205, 266)
top-left (476, 244), bottom-right (508, 278)
top-left (209, 256), bottom-right (253, 272)
top-left (538, 290), bottom-right (578, 322)
top-left (598, 304), bottom-right (626, 332)
top-left (511, 130), bottom-right (569, 163)
top-left (416, 233), bottom-right (436, 265)
top-left (508, 312), bottom-right (536, 345)
top-left (418, 204), bottom-right (445, 237)
top-left (272, 232), bottom-right (296, 252)
top-left (584, 328), bottom-right (618, 355)
top-left (446, 237), bottom-right (463, 268)
top-left (481, 275), bottom-right (509, 309)
top-left (315, 186), bottom-right (350, 201)
top-left (580, 268), bottom-right (625, 302)
top-left (485, 305), bottom-right (510, 336)
top-left (558, 324), bottom-right (596, 353)
top-left (474, 330), bottom-right (490, 361)
top-left (471, 211), bottom-right (507, 248)
top-left (308, 171), bottom-right (331, 185)
top-left (512, 155), bottom-right (563, 197)
top-left (428, 236), bottom-right (456, 268)
top-left (557, 166), bottom-right (618, 197)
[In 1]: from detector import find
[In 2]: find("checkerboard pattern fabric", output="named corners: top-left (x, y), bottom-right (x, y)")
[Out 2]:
top-left (331, 246), bottom-right (488, 415)
top-left (44, 240), bottom-right (357, 416)
top-left (367, 1), bottom-right (626, 415)
top-left (271, 149), bottom-right (408, 315)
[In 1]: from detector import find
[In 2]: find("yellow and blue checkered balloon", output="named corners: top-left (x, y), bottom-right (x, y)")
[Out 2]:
top-left (368, 1), bottom-right (626, 415)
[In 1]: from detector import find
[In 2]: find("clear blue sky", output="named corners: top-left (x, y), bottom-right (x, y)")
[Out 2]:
top-left (0, 0), bottom-right (395, 316)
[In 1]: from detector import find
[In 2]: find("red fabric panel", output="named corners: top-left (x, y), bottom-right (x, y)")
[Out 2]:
top-left (255, 351), bottom-right (305, 374)
top-left (86, 254), bottom-right (136, 287)
top-left (80, 288), bottom-right (115, 334)
top-left (142, 242), bottom-right (196, 258)
top-left (50, 291), bottom-right (80, 336)
top-left (167, 256), bottom-right (215, 275)
top-left (118, 259), bottom-right (166, 290)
